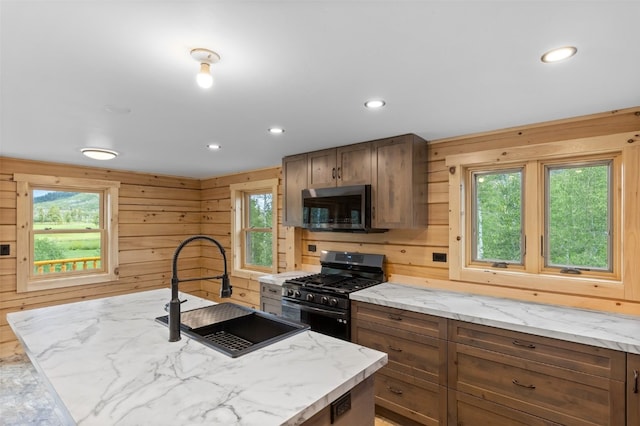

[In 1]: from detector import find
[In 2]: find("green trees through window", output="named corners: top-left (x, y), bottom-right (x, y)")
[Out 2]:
top-left (244, 192), bottom-right (273, 268)
top-left (472, 169), bottom-right (523, 264)
top-left (470, 160), bottom-right (612, 272)
top-left (546, 162), bottom-right (611, 270)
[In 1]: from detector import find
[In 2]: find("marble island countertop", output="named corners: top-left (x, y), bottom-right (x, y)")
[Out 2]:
top-left (351, 282), bottom-right (640, 354)
top-left (7, 289), bottom-right (387, 426)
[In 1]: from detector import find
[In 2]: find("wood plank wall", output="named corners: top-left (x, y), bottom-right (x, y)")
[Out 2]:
top-left (0, 158), bottom-right (204, 358)
top-left (198, 167), bottom-right (282, 309)
top-left (296, 107), bottom-right (640, 315)
top-left (1, 107), bottom-right (638, 358)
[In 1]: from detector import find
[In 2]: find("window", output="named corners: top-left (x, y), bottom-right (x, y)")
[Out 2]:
top-left (230, 179), bottom-right (278, 278)
top-left (471, 168), bottom-right (524, 266)
top-left (544, 160), bottom-right (612, 272)
top-left (446, 133), bottom-right (630, 299)
top-left (15, 174), bottom-right (119, 292)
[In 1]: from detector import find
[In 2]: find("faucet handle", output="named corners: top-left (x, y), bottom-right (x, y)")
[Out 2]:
top-left (164, 299), bottom-right (187, 312)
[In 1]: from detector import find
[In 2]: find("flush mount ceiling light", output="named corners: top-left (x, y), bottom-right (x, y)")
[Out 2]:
top-left (541, 46), bottom-right (577, 63)
top-left (207, 144), bottom-right (221, 150)
top-left (364, 99), bottom-right (386, 109)
top-left (190, 48), bottom-right (221, 89)
top-left (268, 127), bottom-right (285, 134)
top-left (81, 148), bottom-right (119, 160)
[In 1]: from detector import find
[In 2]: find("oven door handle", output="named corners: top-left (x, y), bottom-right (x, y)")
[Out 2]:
top-left (282, 300), bottom-right (347, 320)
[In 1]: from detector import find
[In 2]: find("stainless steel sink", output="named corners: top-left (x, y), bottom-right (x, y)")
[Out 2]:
top-left (156, 303), bottom-right (309, 358)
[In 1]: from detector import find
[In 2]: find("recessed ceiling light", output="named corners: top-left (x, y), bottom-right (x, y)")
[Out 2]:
top-left (207, 144), bottom-right (221, 150)
top-left (268, 127), bottom-right (285, 134)
top-left (364, 99), bottom-right (386, 109)
top-left (81, 148), bottom-right (118, 160)
top-left (541, 46), bottom-right (577, 63)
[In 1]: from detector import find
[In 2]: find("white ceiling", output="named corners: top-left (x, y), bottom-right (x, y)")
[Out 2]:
top-left (1, 1), bottom-right (639, 179)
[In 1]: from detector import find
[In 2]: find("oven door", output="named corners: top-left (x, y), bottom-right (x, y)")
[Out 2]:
top-left (281, 299), bottom-right (350, 341)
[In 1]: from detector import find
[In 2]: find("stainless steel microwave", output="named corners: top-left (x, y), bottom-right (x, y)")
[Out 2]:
top-left (301, 184), bottom-right (386, 233)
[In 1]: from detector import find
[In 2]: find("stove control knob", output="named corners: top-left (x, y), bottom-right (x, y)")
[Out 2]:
top-left (294, 290), bottom-right (301, 298)
top-left (320, 296), bottom-right (328, 305)
top-left (329, 298), bottom-right (338, 307)
top-left (306, 294), bottom-right (315, 302)
top-left (287, 289), bottom-right (295, 297)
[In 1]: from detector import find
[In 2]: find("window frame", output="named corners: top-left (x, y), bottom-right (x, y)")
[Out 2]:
top-left (230, 178), bottom-right (278, 279)
top-left (468, 165), bottom-right (525, 268)
top-left (15, 173), bottom-right (120, 293)
top-left (446, 132), bottom-right (631, 299)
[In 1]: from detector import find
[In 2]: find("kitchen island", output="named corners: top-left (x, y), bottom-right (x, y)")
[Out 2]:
top-left (7, 289), bottom-right (387, 425)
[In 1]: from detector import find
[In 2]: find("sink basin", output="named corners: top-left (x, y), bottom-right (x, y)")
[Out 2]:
top-left (156, 303), bottom-right (309, 358)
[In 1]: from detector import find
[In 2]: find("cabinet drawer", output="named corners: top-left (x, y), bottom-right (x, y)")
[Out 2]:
top-left (374, 370), bottom-right (446, 426)
top-left (448, 390), bottom-right (561, 426)
top-left (449, 342), bottom-right (625, 425)
top-left (352, 301), bottom-right (446, 339)
top-left (260, 282), bottom-right (281, 298)
top-left (355, 323), bottom-right (446, 385)
top-left (261, 297), bottom-right (281, 317)
top-left (449, 320), bottom-right (625, 380)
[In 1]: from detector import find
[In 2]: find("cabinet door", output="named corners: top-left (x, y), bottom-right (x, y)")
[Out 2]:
top-left (307, 148), bottom-right (337, 188)
top-left (283, 153), bottom-right (308, 226)
top-left (373, 135), bottom-right (414, 228)
top-left (336, 143), bottom-right (373, 187)
top-left (629, 353), bottom-right (640, 426)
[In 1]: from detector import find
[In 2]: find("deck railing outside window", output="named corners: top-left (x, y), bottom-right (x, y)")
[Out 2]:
top-left (33, 257), bottom-right (101, 274)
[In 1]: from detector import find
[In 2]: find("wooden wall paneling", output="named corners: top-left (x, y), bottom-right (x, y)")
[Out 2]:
top-left (0, 158), bottom-right (203, 358)
top-left (624, 143), bottom-right (640, 301)
top-left (0, 158), bottom-right (201, 190)
top-left (429, 107), bottom-right (640, 161)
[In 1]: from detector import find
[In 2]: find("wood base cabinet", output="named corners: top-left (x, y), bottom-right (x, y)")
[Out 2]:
top-left (259, 281), bottom-right (282, 316)
top-left (629, 353), bottom-right (640, 426)
top-left (448, 390), bottom-right (562, 426)
top-left (353, 301), bottom-right (634, 425)
top-left (351, 301), bottom-right (447, 425)
top-left (448, 320), bottom-right (626, 426)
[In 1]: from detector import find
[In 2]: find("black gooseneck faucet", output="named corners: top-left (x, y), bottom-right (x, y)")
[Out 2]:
top-left (168, 235), bottom-right (233, 342)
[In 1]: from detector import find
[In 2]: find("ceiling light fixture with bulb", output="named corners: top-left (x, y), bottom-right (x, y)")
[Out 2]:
top-left (81, 148), bottom-right (119, 161)
top-left (364, 99), bottom-right (386, 109)
top-left (541, 46), bottom-right (577, 63)
top-left (190, 48), bottom-right (220, 89)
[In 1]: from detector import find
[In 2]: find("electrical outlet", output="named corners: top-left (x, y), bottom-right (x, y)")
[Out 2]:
top-left (432, 252), bottom-right (447, 262)
top-left (308, 244), bottom-right (316, 252)
top-left (0, 244), bottom-right (10, 256)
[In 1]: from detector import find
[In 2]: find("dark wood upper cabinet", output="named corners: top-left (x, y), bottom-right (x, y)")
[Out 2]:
top-left (372, 134), bottom-right (428, 229)
top-left (283, 134), bottom-right (428, 229)
top-left (307, 142), bottom-right (374, 189)
top-left (282, 153), bottom-right (308, 226)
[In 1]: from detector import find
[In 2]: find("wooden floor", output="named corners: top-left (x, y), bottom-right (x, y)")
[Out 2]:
top-left (375, 415), bottom-right (402, 426)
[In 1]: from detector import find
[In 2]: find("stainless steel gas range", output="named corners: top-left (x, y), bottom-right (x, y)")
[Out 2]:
top-left (281, 250), bottom-right (385, 341)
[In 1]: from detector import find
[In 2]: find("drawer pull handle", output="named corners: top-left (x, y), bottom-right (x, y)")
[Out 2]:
top-left (387, 386), bottom-right (403, 395)
top-left (634, 369), bottom-right (638, 394)
top-left (512, 340), bottom-right (536, 349)
top-left (512, 379), bottom-right (536, 390)
top-left (387, 345), bottom-right (403, 352)
top-left (268, 288), bottom-right (278, 293)
top-left (387, 314), bottom-right (403, 321)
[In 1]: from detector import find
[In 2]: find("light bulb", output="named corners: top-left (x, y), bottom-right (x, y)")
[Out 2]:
top-left (196, 63), bottom-right (213, 88)
top-left (541, 46), bottom-right (577, 63)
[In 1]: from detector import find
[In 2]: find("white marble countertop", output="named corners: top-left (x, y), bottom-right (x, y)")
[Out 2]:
top-left (258, 271), bottom-right (311, 286)
top-left (7, 289), bottom-right (387, 426)
top-left (351, 282), bottom-right (640, 354)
